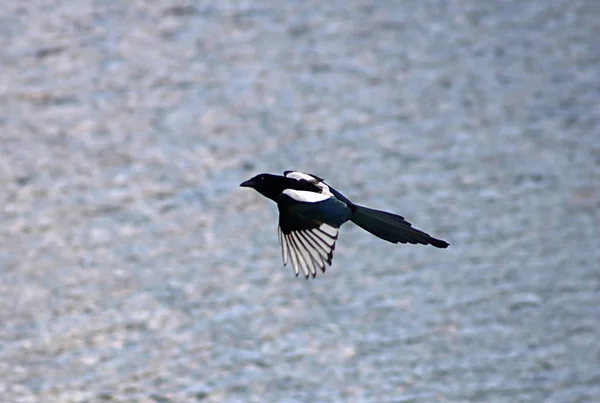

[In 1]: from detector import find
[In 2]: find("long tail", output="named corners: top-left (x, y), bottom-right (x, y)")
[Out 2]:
top-left (349, 205), bottom-right (449, 248)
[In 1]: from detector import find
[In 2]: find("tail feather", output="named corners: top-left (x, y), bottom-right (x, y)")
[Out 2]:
top-left (349, 205), bottom-right (449, 248)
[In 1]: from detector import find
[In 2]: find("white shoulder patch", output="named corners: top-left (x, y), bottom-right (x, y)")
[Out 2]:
top-left (284, 171), bottom-right (333, 197)
top-left (282, 189), bottom-right (331, 203)
top-left (285, 171), bottom-right (317, 182)
top-left (315, 182), bottom-right (332, 197)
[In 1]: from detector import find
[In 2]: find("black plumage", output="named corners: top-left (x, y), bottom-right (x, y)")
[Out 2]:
top-left (240, 171), bottom-right (449, 278)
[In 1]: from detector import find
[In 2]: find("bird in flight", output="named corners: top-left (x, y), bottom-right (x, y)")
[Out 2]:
top-left (240, 171), bottom-right (449, 279)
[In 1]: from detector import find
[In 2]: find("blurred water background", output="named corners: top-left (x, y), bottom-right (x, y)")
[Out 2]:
top-left (0, 0), bottom-right (598, 402)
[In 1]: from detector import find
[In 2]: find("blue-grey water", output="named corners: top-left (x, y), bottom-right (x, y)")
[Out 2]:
top-left (1, 1), bottom-right (598, 402)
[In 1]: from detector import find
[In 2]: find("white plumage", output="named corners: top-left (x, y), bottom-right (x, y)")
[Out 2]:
top-left (284, 171), bottom-right (333, 197)
top-left (282, 188), bottom-right (330, 203)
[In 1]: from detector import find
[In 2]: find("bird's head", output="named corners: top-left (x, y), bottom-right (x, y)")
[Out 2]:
top-left (240, 173), bottom-right (288, 200)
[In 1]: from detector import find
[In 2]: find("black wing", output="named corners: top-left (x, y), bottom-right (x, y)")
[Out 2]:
top-left (277, 198), bottom-right (350, 278)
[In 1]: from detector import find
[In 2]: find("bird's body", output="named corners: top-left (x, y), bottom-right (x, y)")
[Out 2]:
top-left (240, 171), bottom-right (449, 278)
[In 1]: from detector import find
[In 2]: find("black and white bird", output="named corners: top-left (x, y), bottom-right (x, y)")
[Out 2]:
top-left (240, 171), bottom-right (449, 279)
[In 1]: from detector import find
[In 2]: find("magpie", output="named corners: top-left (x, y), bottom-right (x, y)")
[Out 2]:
top-left (240, 171), bottom-right (449, 279)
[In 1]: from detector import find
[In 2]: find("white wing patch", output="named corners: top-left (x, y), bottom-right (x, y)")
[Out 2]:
top-left (278, 223), bottom-right (339, 278)
top-left (285, 171), bottom-right (317, 182)
top-left (284, 171), bottom-right (333, 197)
top-left (282, 189), bottom-right (331, 203)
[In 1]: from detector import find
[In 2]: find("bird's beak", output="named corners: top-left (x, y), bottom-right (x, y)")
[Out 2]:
top-left (240, 179), bottom-right (255, 188)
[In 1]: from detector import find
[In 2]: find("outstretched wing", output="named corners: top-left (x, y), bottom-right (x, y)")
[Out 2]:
top-left (277, 192), bottom-right (350, 278)
top-left (277, 221), bottom-right (338, 279)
